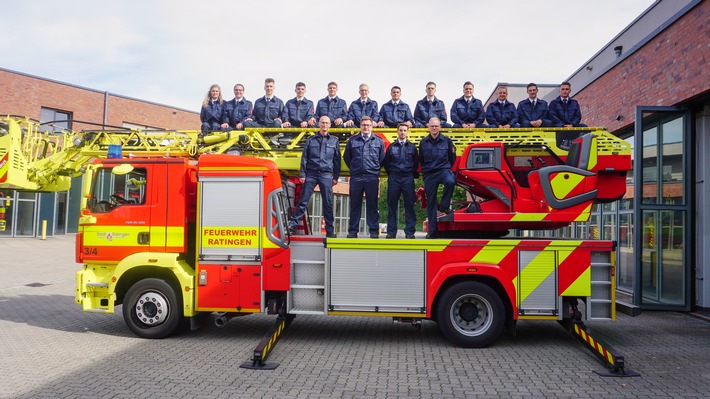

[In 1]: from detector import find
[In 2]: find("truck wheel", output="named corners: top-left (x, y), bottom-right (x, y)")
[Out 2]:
top-left (437, 281), bottom-right (504, 348)
top-left (123, 278), bottom-right (181, 339)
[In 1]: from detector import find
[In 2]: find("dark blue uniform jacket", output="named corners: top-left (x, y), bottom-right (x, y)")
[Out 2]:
top-left (344, 133), bottom-right (385, 176)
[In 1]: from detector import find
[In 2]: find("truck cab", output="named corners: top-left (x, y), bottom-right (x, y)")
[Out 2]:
top-left (75, 154), bottom-right (291, 338)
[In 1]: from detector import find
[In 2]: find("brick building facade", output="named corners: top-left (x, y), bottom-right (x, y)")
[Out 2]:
top-left (574, 0), bottom-right (709, 132)
top-left (0, 68), bottom-right (199, 130)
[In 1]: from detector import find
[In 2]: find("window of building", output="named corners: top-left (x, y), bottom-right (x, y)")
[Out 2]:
top-left (39, 107), bottom-right (72, 133)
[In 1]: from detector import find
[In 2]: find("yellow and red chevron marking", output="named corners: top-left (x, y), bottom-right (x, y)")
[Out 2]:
top-left (586, 136), bottom-right (599, 170)
top-left (556, 242), bottom-right (592, 296)
top-left (440, 202), bottom-right (593, 232)
top-left (549, 171), bottom-right (596, 200)
top-left (425, 238), bottom-right (612, 319)
top-left (461, 239), bottom-right (593, 295)
top-left (0, 153), bottom-right (9, 183)
top-left (573, 323), bottom-right (616, 365)
top-left (468, 239), bottom-right (522, 265)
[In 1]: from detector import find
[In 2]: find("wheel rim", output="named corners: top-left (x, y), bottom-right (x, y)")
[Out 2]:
top-left (134, 291), bottom-right (170, 326)
top-left (449, 293), bottom-right (493, 337)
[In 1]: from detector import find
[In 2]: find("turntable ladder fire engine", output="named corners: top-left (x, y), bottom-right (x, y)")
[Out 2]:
top-left (2, 115), bottom-right (632, 373)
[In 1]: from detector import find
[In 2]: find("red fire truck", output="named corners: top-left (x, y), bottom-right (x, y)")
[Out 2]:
top-left (72, 126), bottom-right (632, 372)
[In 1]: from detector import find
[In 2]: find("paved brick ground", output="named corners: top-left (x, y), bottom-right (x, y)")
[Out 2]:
top-left (1, 235), bottom-right (709, 398)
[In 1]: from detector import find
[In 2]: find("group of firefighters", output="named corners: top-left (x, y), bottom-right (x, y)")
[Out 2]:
top-left (200, 79), bottom-right (586, 133)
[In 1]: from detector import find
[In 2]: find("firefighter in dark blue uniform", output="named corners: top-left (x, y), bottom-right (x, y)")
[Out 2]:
top-left (485, 86), bottom-right (519, 128)
top-left (383, 123), bottom-right (418, 239)
top-left (517, 83), bottom-right (552, 128)
top-left (315, 82), bottom-right (348, 127)
top-left (377, 86), bottom-right (414, 128)
top-left (282, 82), bottom-right (316, 127)
top-left (413, 82), bottom-right (450, 128)
top-left (288, 116), bottom-right (341, 237)
top-left (344, 116), bottom-right (385, 238)
top-left (451, 82), bottom-right (487, 128)
top-left (244, 78), bottom-right (284, 128)
top-left (344, 83), bottom-right (380, 127)
top-left (223, 84), bottom-right (253, 130)
top-left (419, 117), bottom-right (456, 238)
top-left (450, 81), bottom-right (486, 128)
top-left (200, 84), bottom-right (226, 134)
top-left (549, 82), bottom-right (586, 127)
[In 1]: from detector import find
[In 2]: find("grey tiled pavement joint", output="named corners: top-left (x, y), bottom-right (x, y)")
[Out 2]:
top-left (1, 234), bottom-right (709, 398)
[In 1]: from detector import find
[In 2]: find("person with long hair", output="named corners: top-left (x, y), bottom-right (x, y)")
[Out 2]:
top-left (200, 84), bottom-right (225, 133)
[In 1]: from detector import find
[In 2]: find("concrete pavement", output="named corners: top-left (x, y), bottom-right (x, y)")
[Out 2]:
top-left (1, 234), bottom-right (709, 398)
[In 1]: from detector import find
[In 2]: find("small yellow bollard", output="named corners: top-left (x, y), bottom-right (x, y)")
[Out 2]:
top-left (41, 219), bottom-right (47, 240)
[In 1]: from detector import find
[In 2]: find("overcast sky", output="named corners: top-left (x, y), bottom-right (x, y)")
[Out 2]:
top-left (3, 0), bottom-right (654, 114)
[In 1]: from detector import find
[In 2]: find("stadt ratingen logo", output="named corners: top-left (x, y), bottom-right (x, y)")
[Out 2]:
top-left (97, 232), bottom-right (129, 241)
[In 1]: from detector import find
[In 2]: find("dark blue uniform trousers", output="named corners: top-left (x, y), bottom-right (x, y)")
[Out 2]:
top-left (386, 173), bottom-right (416, 236)
top-left (290, 173), bottom-right (334, 234)
top-left (423, 169), bottom-right (455, 234)
top-left (349, 174), bottom-right (380, 235)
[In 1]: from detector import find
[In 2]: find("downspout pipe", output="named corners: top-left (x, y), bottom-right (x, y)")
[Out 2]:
top-left (103, 91), bottom-right (109, 129)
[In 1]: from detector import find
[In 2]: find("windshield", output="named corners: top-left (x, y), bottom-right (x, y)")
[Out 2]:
top-left (89, 167), bottom-right (147, 213)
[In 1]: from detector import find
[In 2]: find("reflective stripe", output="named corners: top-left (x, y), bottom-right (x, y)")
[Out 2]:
top-left (0, 154), bottom-right (8, 183)
top-left (470, 240), bottom-right (520, 264)
top-left (574, 204), bottom-right (593, 221)
top-left (550, 172), bottom-right (585, 199)
top-left (166, 226), bottom-right (185, 247)
top-left (587, 138), bottom-right (598, 170)
top-left (326, 239), bottom-right (451, 252)
top-left (83, 225), bottom-right (184, 247)
top-left (561, 267), bottom-right (591, 296)
top-left (511, 213), bottom-right (546, 221)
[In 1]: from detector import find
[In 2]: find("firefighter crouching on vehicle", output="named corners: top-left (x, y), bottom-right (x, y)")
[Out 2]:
top-left (288, 116), bottom-right (341, 238)
top-left (383, 123), bottom-right (418, 239)
top-left (419, 117), bottom-right (456, 239)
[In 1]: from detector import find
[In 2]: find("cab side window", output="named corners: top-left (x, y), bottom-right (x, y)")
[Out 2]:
top-left (89, 168), bottom-right (147, 213)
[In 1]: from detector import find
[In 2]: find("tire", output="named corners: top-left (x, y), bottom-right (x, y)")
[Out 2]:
top-left (436, 281), bottom-right (504, 348)
top-left (123, 278), bottom-right (182, 339)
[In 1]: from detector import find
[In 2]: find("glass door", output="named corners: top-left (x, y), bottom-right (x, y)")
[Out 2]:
top-left (634, 107), bottom-right (691, 310)
top-left (56, 192), bottom-right (68, 234)
top-left (15, 192), bottom-right (38, 237)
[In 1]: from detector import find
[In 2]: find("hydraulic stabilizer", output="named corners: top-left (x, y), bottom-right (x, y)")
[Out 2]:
top-left (240, 300), bottom-right (295, 370)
